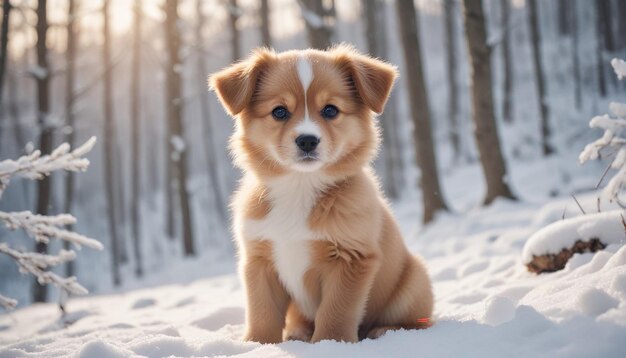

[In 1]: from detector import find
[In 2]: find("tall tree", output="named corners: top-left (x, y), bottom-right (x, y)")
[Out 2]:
top-left (102, 0), bottom-right (121, 286)
top-left (0, 0), bottom-right (11, 104)
top-left (63, 0), bottom-right (78, 277)
top-left (500, 0), bottom-right (513, 123)
top-left (32, 0), bottom-right (52, 302)
top-left (196, 0), bottom-right (227, 229)
top-left (571, 0), bottom-right (581, 108)
top-left (165, 0), bottom-right (195, 256)
top-left (527, 0), bottom-right (553, 156)
top-left (557, 0), bottom-right (571, 36)
top-left (443, 0), bottom-right (461, 157)
top-left (260, 0), bottom-right (271, 47)
top-left (617, 1), bottom-right (626, 51)
top-left (595, 0), bottom-right (606, 97)
top-left (396, 0), bottom-right (448, 223)
top-left (229, 0), bottom-right (240, 61)
top-left (130, 0), bottom-right (143, 277)
top-left (300, 0), bottom-right (332, 49)
top-left (363, 0), bottom-right (401, 199)
top-left (461, 0), bottom-right (515, 204)
top-left (596, 0), bottom-right (614, 53)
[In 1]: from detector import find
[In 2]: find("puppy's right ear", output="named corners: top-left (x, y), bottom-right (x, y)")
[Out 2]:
top-left (209, 48), bottom-right (274, 116)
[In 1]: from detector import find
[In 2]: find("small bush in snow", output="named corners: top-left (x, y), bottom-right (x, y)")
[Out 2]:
top-left (0, 137), bottom-right (102, 310)
top-left (580, 59), bottom-right (626, 207)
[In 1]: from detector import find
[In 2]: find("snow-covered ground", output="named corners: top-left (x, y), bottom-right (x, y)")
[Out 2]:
top-left (1, 152), bottom-right (625, 357)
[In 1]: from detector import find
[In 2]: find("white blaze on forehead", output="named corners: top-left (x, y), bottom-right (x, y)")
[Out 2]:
top-left (297, 56), bottom-right (314, 92)
top-left (295, 55), bottom-right (321, 137)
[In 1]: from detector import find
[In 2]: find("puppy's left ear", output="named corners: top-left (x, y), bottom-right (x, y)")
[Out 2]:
top-left (334, 47), bottom-right (398, 114)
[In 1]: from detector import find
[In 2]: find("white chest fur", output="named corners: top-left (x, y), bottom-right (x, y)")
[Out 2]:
top-left (241, 173), bottom-right (330, 319)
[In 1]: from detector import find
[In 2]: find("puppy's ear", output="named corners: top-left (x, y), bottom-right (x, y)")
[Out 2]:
top-left (333, 45), bottom-right (398, 114)
top-left (209, 48), bottom-right (274, 116)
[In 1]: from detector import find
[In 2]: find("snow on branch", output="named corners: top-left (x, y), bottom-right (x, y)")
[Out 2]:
top-left (612, 58), bottom-right (626, 80)
top-left (0, 244), bottom-right (88, 296)
top-left (0, 211), bottom-right (103, 249)
top-left (0, 136), bottom-right (96, 200)
top-left (0, 295), bottom-right (17, 310)
top-left (580, 58), bottom-right (626, 207)
top-left (0, 138), bottom-right (100, 310)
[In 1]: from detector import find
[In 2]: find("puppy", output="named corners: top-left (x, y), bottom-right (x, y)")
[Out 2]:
top-left (210, 45), bottom-right (433, 344)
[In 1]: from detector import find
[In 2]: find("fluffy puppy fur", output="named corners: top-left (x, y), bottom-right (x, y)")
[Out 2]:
top-left (210, 45), bottom-right (433, 344)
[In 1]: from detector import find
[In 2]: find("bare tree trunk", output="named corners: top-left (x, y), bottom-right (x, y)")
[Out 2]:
top-left (596, 0), bottom-right (614, 52)
top-left (617, 0), bottom-right (626, 51)
top-left (595, 0), bottom-right (607, 97)
top-left (165, 0), bottom-right (195, 256)
top-left (396, 0), bottom-right (448, 223)
top-left (103, 0), bottom-right (121, 286)
top-left (571, 0), bottom-right (581, 109)
top-left (500, 0), bottom-right (513, 123)
top-left (114, 147), bottom-right (128, 264)
top-left (7, 60), bottom-right (25, 150)
top-left (301, 0), bottom-right (332, 49)
top-left (461, 0), bottom-right (515, 205)
top-left (32, 0), bottom-right (52, 303)
top-left (260, 0), bottom-right (271, 47)
top-left (557, 0), bottom-right (571, 36)
top-left (363, 0), bottom-right (399, 199)
top-left (443, 0), bottom-right (461, 158)
top-left (0, 0), bottom-right (11, 104)
top-left (130, 0), bottom-right (143, 277)
top-left (196, 0), bottom-right (227, 229)
top-left (229, 0), bottom-right (240, 62)
top-left (63, 0), bottom-right (77, 278)
top-left (527, 0), bottom-right (553, 156)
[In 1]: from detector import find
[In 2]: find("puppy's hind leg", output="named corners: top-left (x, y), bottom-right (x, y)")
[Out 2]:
top-left (283, 301), bottom-right (314, 342)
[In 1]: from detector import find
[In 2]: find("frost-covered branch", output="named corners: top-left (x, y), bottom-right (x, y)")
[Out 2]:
top-left (0, 136), bottom-right (96, 199)
top-left (580, 58), bottom-right (626, 207)
top-left (0, 211), bottom-right (103, 249)
top-left (0, 137), bottom-right (100, 310)
top-left (0, 294), bottom-right (17, 310)
top-left (612, 59), bottom-right (626, 80)
top-left (0, 244), bottom-right (88, 296)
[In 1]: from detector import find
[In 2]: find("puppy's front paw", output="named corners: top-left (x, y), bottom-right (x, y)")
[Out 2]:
top-left (244, 330), bottom-right (282, 344)
top-left (283, 326), bottom-right (313, 342)
top-left (311, 329), bottom-right (358, 343)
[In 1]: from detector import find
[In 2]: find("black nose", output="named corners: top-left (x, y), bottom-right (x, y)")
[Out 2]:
top-left (295, 135), bottom-right (320, 152)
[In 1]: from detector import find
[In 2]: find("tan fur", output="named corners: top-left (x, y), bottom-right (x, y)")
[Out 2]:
top-left (210, 44), bottom-right (433, 343)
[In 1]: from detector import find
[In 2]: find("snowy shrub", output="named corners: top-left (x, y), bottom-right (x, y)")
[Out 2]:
top-left (580, 59), bottom-right (626, 207)
top-left (0, 137), bottom-right (102, 310)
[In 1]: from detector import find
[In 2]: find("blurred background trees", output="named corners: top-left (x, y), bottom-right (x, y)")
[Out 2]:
top-left (0, 0), bottom-right (624, 305)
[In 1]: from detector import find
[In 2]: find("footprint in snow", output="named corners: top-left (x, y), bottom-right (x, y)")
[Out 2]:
top-left (174, 297), bottom-right (195, 308)
top-left (192, 306), bottom-right (245, 331)
top-left (432, 267), bottom-right (457, 281)
top-left (450, 292), bottom-right (487, 304)
top-left (131, 298), bottom-right (157, 309)
top-left (459, 261), bottom-right (489, 277)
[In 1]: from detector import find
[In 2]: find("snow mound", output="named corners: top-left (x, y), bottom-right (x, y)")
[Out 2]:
top-left (483, 296), bottom-right (516, 326)
top-left (578, 288), bottom-right (619, 316)
top-left (76, 340), bottom-right (135, 358)
top-left (522, 211), bottom-right (626, 263)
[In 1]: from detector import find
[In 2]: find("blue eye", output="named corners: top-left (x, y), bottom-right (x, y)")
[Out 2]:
top-left (272, 106), bottom-right (290, 121)
top-left (321, 105), bottom-right (339, 119)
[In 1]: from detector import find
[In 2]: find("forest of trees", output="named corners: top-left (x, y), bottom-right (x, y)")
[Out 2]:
top-left (0, 0), bottom-right (625, 304)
